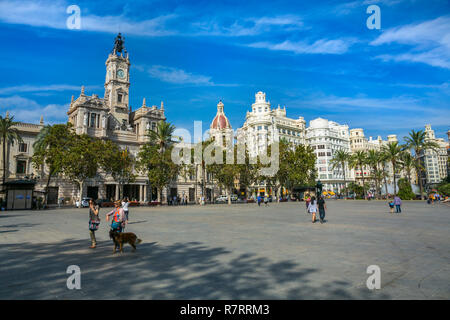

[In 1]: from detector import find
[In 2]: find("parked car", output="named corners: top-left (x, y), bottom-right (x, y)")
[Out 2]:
top-left (80, 197), bottom-right (92, 208)
top-left (216, 195), bottom-right (228, 203)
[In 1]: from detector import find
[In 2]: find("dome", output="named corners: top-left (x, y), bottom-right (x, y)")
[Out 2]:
top-left (309, 117), bottom-right (329, 129)
top-left (210, 101), bottom-right (231, 130)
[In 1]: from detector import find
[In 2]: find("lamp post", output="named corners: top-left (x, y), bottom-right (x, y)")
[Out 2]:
top-left (316, 180), bottom-right (323, 198)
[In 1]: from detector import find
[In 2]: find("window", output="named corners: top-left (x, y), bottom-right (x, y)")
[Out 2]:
top-left (117, 94), bottom-right (123, 103)
top-left (16, 160), bottom-right (26, 174)
top-left (90, 113), bottom-right (96, 128)
top-left (19, 143), bottom-right (27, 153)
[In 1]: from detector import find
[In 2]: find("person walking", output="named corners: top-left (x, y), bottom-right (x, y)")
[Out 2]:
top-left (257, 195), bottom-right (262, 207)
top-left (122, 197), bottom-right (130, 224)
top-left (394, 195), bottom-right (402, 213)
top-left (106, 201), bottom-right (126, 234)
top-left (264, 195), bottom-right (269, 207)
top-left (318, 196), bottom-right (326, 223)
top-left (388, 199), bottom-right (395, 214)
top-left (305, 195), bottom-right (311, 215)
top-left (88, 199), bottom-right (100, 249)
top-left (308, 196), bottom-right (318, 223)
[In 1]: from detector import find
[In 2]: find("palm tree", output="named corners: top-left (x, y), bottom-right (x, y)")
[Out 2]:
top-left (32, 124), bottom-right (52, 154)
top-left (382, 142), bottom-right (403, 195)
top-left (330, 150), bottom-right (350, 197)
top-left (0, 114), bottom-right (23, 186)
top-left (379, 150), bottom-right (390, 196)
top-left (403, 129), bottom-right (440, 200)
top-left (350, 150), bottom-right (368, 198)
top-left (366, 149), bottom-right (382, 198)
top-left (400, 151), bottom-right (416, 185)
top-left (146, 121), bottom-right (177, 153)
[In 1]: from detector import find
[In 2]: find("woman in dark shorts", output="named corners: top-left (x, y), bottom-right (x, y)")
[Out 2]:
top-left (88, 199), bottom-right (100, 248)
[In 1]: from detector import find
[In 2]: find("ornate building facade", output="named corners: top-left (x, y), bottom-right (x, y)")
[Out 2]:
top-left (66, 34), bottom-right (166, 202)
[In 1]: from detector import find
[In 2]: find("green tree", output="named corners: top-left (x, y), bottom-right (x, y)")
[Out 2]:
top-left (397, 177), bottom-right (415, 200)
top-left (379, 151), bottom-right (390, 196)
top-left (382, 142), bottom-right (404, 195)
top-left (264, 139), bottom-right (290, 201)
top-left (284, 144), bottom-right (317, 196)
top-left (366, 149), bottom-right (383, 198)
top-left (403, 129), bottom-right (440, 200)
top-left (330, 149), bottom-right (351, 197)
top-left (61, 134), bottom-right (103, 200)
top-left (0, 114), bottom-right (23, 185)
top-left (236, 147), bottom-right (260, 199)
top-left (399, 151), bottom-right (417, 185)
top-left (100, 140), bottom-right (136, 200)
top-left (137, 144), bottom-right (178, 203)
top-left (350, 150), bottom-right (368, 198)
top-left (208, 148), bottom-right (239, 205)
top-left (146, 121), bottom-right (177, 153)
top-left (32, 123), bottom-right (75, 204)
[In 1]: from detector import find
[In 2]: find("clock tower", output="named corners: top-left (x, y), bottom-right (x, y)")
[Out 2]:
top-left (104, 33), bottom-right (131, 128)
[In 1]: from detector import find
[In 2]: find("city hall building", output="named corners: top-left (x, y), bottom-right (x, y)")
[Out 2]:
top-left (0, 34), bottom-right (218, 204)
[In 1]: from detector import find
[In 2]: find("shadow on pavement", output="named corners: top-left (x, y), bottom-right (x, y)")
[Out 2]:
top-left (0, 239), bottom-right (390, 300)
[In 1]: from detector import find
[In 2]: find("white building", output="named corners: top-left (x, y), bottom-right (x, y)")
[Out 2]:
top-left (236, 91), bottom-right (306, 157)
top-left (422, 124), bottom-right (449, 184)
top-left (306, 118), bottom-right (354, 193)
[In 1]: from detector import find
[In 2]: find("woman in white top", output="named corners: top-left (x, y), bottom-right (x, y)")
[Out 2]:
top-left (308, 196), bottom-right (318, 223)
top-left (122, 197), bottom-right (130, 224)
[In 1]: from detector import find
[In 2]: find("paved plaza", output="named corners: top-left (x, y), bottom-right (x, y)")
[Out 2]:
top-left (0, 200), bottom-right (449, 300)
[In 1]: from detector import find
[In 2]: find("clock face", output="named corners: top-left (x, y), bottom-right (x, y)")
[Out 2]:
top-left (117, 69), bottom-right (125, 79)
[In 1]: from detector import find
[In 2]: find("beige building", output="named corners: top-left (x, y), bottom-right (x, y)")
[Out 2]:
top-left (0, 34), bottom-right (218, 205)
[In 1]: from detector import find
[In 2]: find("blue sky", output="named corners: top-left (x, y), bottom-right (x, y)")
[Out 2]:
top-left (0, 0), bottom-right (449, 141)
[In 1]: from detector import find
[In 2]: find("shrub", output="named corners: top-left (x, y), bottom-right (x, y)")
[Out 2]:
top-left (397, 178), bottom-right (415, 200)
top-left (437, 183), bottom-right (450, 196)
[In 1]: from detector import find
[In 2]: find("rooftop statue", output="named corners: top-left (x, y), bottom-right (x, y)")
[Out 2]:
top-left (112, 33), bottom-right (125, 54)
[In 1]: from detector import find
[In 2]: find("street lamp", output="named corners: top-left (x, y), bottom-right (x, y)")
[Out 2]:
top-left (316, 180), bottom-right (323, 197)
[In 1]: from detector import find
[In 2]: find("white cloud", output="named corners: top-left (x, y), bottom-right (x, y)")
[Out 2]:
top-left (0, 84), bottom-right (101, 95)
top-left (0, 0), bottom-right (177, 36)
top-left (371, 16), bottom-right (450, 69)
top-left (144, 65), bottom-right (238, 87)
top-left (0, 95), bottom-right (68, 123)
top-left (295, 94), bottom-right (440, 113)
top-left (147, 65), bottom-right (214, 85)
top-left (248, 38), bottom-right (356, 55)
top-left (190, 14), bottom-right (303, 37)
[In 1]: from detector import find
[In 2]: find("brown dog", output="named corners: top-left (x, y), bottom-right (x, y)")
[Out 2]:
top-left (109, 230), bottom-right (142, 253)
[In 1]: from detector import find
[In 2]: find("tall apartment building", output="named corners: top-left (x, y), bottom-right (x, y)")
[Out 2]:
top-left (421, 125), bottom-right (449, 184)
top-left (306, 118), bottom-right (354, 193)
top-left (236, 91), bottom-right (306, 157)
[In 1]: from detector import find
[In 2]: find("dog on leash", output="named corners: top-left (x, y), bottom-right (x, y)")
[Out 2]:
top-left (109, 230), bottom-right (142, 253)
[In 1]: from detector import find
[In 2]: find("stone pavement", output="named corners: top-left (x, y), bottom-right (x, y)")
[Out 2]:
top-left (0, 200), bottom-right (449, 299)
